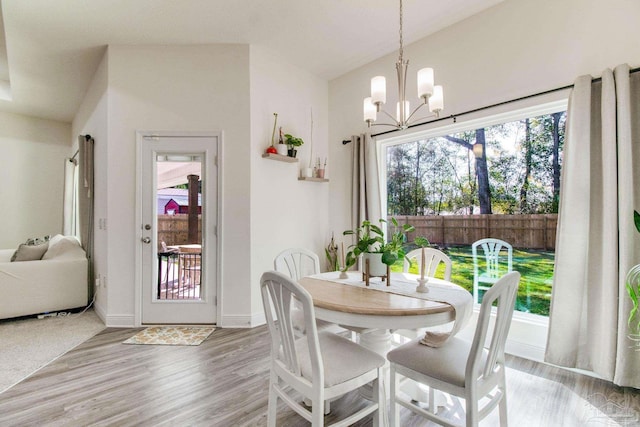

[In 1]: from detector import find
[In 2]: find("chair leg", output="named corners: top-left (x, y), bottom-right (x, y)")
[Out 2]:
top-left (311, 397), bottom-right (324, 426)
top-left (390, 365), bottom-right (399, 427)
top-left (267, 372), bottom-right (278, 427)
top-left (499, 381), bottom-right (509, 427)
top-left (429, 386), bottom-right (437, 414)
top-left (466, 395), bottom-right (479, 427)
top-left (372, 371), bottom-right (383, 427)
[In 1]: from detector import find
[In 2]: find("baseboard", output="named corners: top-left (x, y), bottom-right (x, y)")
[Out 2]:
top-left (505, 339), bottom-right (546, 362)
top-left (93, 300), bottom-right (107, 324)
top-left (105, 314), bottom-right (136, 328)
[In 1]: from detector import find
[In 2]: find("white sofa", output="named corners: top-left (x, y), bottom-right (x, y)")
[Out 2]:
top-left (0, 235), bottom-right (88, 320)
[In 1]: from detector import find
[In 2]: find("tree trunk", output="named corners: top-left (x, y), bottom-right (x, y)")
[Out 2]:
top-left (443, 130), bottom-right (492, 214)
top-left (519, 118), bottom-right (532, 213)
top-left (474, 129), bottom-right (492, 214)
top-left (551, 112), bottom-right (562, 213)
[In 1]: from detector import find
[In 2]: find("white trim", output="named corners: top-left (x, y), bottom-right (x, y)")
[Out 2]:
top-left (375, 98), bottom-right (568, 361)
top-left (221, 314), bottom-right (261, 328)
top-left (378, 99), bottom-right (568, 148)
top-left (134, 130), bottom-right (223, 327)
top-left (105, 314), bottom-right (136, 328)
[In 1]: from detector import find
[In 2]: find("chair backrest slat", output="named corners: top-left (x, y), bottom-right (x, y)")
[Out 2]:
top-left (274, 248), bottom-right (321, 280)
top-left (472, 238), bottom-right (513, 279)
top-left (403, 248), bottom-right (452, 281)
top-left (260, 271), bottom-right (324, 386)
top-left (466, 271), bottom-right (520, 383)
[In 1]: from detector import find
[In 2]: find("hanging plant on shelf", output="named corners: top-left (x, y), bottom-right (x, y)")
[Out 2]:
top-left (284, 133), bottom-right (304, 158)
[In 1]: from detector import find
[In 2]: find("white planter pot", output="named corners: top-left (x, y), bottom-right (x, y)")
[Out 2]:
top-left (363, 253), bottom-right (387, 276)
top-left (276, 144), bottom-right (288, 156)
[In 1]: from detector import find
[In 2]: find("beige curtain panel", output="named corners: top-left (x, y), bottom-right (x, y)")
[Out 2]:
top-left (350, 133), bottom-right (382, 230)
top-left (546, 64), bottom-right (640, 387)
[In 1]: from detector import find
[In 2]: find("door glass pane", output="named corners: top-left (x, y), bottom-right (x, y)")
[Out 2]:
top-left (155, 154), bottom-right (203, 301)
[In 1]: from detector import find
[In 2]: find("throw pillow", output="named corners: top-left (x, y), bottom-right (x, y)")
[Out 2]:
top-left (11, 242), bottom-right (50, 262)
top-left (42, 236), bottom-right (82, 260)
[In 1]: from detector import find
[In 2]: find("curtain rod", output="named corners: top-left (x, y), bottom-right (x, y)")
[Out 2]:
top-left (342, 66), bottom-right (640, 144)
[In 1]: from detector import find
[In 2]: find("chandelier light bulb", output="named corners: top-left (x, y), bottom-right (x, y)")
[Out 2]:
top-left (429, 85), bottom-right (444, 113)
top-left (371, 76), bottom-right (387, 105)
top-left (417, 68), bottom-right (434, 100)
top-left (364, 97), bottom-right (377, 123)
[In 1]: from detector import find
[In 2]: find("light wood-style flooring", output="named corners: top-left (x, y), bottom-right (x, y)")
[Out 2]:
top-left (0, 326), bottom-right (638, 426)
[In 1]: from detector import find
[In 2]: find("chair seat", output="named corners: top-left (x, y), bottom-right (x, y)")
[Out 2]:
top-left (291, 306), bottom-right (336, 333)
top-left (477, 273), bottom-right (501, 284)
top-left (387, 336), bottom-right (487, 388)
top-left (295, 331), bottom-right (385, 387)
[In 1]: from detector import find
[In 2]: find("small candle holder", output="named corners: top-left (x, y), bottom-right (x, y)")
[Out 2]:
top-left (416, 277), bottom-right (429, 293)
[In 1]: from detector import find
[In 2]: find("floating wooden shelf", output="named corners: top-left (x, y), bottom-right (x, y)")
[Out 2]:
top-left (262, 153), bottom-right (298, 163)
top-left (298, 177), bottom-right (329, 182)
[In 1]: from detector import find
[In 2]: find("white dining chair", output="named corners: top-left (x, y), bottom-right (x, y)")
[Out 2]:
top-left (273, 248), bottom-right (339, 336)
top-left (260, 271), bottom-right (386, 427)
top-left (472, 238), bottom-right (513, 304)
top-left (388, 271), bottom-right (520, 427)
top-left (404, 247), bottom-right (452, 281)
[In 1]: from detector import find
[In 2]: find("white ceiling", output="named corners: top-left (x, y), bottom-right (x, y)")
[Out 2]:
top-left (0, 0), bottom-right (503, 123)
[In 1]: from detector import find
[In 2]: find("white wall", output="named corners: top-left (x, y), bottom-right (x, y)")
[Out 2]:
top-left (0, 111), bottom-right (71, 248)
top-left (71, 45), bottom-right (253, 327)
top-left (328, 0), bottom-right (640, 360)
top-left (72, 50), bottom-right (109, 318)
top-left (106, 45), bottom-right (251, 327)
top-left (249, 45), bottom-right (330, 323)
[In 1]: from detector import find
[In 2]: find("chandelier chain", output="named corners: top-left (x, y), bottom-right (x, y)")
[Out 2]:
top-left (398, 0), bottom-right (404, 62)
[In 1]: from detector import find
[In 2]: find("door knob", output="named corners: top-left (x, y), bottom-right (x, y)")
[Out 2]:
top-left (141, 237), bottom-right (151, 244)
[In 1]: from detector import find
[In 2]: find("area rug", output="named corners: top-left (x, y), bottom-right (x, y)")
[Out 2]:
top-left (0, 309), bottom-right (105, 394)
top-left (123, 326), bottom-right (215, 346)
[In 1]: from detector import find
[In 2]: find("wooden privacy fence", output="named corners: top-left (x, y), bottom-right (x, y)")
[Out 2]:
top-left (157, 215), bottom-right (202, 246)
top-left (393, 214), bottom-right (558, 250)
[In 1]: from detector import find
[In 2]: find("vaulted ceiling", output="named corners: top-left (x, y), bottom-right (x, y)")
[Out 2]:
top-left (0, 0), bottom-right (503, 123)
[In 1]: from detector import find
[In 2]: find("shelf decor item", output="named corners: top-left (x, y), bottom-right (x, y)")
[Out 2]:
top-left (303, 108), bottom-right (314, 178)
top-left (265, 112), bottom-right (278, 154)
top-left (276, 127), bottom-right (288, 155)
top-left (284, 133), bottom-right (304, 158)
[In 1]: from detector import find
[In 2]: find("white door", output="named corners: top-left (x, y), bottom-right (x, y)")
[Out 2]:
top-left (137, 132), bottom-right (219, 325)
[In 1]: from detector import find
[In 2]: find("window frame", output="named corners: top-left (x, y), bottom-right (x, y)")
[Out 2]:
top-left (377, 99), bottom-right (568, 327)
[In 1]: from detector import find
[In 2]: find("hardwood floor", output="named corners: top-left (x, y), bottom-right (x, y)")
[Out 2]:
top-left (0, 326), bottom-right (638, 426)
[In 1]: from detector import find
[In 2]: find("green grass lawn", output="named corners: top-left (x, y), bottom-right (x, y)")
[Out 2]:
top-left (396, 246), bottom-right (555, 316)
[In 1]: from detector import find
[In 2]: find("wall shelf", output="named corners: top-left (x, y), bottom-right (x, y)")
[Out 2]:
top-left (262, 153), bottom-right (298, 163)
top-left (298, 177), bottom-right (329, 182)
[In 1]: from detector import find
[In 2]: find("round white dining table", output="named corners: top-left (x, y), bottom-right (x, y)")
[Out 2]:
top-left (298, 271), bottom-right (465, 355)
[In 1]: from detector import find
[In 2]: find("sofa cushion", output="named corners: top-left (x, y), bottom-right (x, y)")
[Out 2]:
top-left (42, 235), bottom-right (85, 260)
top-left (11, 242), bottom-right (50, 262)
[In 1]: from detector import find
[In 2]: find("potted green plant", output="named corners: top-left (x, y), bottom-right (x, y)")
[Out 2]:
top-left (626, 210), bottom-right (640, 335)
top-left (342, 217), bottom-right (415, 276)
top-left (284, 133), bottom-right (304, 158)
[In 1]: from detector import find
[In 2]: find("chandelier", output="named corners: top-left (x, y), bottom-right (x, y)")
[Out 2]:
top-left (363, 0), bottom-right (444, 129)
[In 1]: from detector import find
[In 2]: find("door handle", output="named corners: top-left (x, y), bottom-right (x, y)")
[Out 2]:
top-left (141, 237), bottom-right (151, 244)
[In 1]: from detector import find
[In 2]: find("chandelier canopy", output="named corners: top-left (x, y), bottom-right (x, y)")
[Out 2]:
top-left (363, 0), bottom-right (444, 129)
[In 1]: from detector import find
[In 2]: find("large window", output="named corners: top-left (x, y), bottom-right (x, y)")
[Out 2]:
top-left (382, 102), bottom-right (567, 318)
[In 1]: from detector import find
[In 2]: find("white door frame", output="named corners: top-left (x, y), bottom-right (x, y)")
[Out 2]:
top-left (134, 130), bottom-right (223, 326)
